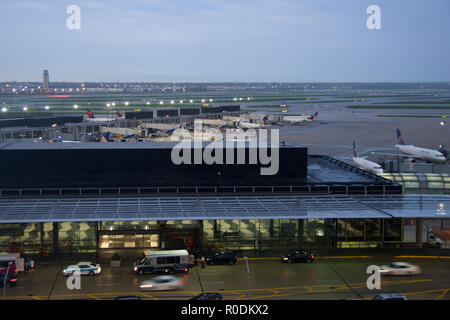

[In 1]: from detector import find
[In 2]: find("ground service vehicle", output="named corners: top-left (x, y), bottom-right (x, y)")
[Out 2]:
top-left (134, 250), bottom-right (191, 275)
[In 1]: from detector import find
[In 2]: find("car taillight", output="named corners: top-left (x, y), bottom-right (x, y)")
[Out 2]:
top-left (9, 278), bottom-right (17, 282)
top-left (311, 255), bottom-right (315, 258)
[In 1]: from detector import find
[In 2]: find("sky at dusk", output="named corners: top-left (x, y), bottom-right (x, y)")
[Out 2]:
top-left (0, 0), bottom-right (449, 82)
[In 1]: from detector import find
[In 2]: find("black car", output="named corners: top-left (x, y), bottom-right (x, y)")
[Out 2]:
top-left (190, 293), bottom-right (224, 300)
top-left (0, 273), bottom-right (18, 288)
top-left (206, 252), bottom-right (238, 265)
top-left (282, 251), bottom-right (315, 263)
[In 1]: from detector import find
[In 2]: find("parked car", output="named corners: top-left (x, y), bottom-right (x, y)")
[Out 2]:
top-left (0, 273), bottom-right (18, 288)
top-left (206, 252), bottom-right (238, 265)
top-left (140, 275), bottom-right (185, 291)
top-left (190, 293), bottom-right (224, 300)
top-left (282, 251), bottom-right (315, 263)
top-left (63, 262), bottom-right (102, 276)
top-left (379, 262), bottom-right (421, 276)
top-left (372, 293), bottom-right (407, 300)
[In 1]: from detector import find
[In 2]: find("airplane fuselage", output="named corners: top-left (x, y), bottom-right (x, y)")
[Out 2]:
top-left (281, 116), bottom-right (311, 123)
top-left (353, 157), bottom-right (384, 174)
top-left (395, 144), bottom-right (446, 163)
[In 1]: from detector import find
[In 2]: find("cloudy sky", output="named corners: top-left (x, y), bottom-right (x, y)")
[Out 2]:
top-left (0, 0), bottom-right (449, 82)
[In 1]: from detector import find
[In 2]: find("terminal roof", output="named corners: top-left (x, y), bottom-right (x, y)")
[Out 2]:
top-left (0, 194), bottom-right (447, 223)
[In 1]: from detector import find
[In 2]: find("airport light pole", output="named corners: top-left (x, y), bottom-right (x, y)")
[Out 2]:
top-left (3, 261), bottom-right (13, 300)
top-left (244, 256), bottom-right (251, 298)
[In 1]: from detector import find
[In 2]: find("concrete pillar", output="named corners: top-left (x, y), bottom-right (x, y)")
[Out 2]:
top-left (52, 222), bottom-right (59, 257)
top-left (39, 222), bottom-right (44, 245)
top-left (416, 218), bottom-right (423, 248)
top-left (297, 219), bottom-right (304, 249)
top-left (198, 220), bottom-right (204, 249)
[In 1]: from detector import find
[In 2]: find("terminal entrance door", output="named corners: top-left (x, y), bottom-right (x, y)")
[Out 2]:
top-left (99, 232), bottom-right (159, 249)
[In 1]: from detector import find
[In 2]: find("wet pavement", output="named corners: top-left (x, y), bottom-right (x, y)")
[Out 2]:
top-left (4, 252), bottom-right (450, 300)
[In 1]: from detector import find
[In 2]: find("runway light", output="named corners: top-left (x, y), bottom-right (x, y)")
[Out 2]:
top-left (440, 121), bottom-right (446, 126)
top-left (1, 107), bottom-right (7, 112)
top-left (160, 101), bottom-right (164, 104)
top-left (73, 104), bottom-right (78, 109)
top-left (106, 103), bottom-right (111, 107)
top-left (112, 102), bottom-right (116, 106)
top-left (23, 107), bottom-right (28, 111)
top-left (124, 101), bottom-right (129, 106)
top-left (189, 100), bottom-right (193, 103)
top-left (44, 105), bottom-right (50, 110)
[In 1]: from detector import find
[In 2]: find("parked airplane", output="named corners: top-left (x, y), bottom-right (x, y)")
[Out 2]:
top-left (281, 112), bottom-right (318, 124)
top-left (234, 116), bottom-right (268, 129)
top-left (349, 141), bottom-right (383, 174)
top-left (370, 129), bottom-right (447, 163)
top-left (393, 128), bottom-right (447, 163)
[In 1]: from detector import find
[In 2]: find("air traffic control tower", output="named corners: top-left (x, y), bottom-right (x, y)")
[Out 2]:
top-left (0, 142), bottom-right (446, 257)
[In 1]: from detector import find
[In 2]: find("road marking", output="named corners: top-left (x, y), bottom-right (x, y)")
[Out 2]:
top-left (4, 278), bottom-right (434, 300)
top-left (436, 289), bottom-right (449, 300)
top-left (319, 256), bottom-right (371, 259)
top-left (141, 293), bottom-right (158, 300)
top-left (394, 255), bottom-right (450, 259)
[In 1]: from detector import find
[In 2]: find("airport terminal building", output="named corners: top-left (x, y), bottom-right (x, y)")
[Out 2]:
top-left (0, 142), bottom-right (448, 257)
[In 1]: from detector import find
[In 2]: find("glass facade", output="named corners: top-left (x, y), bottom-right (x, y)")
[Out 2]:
top-left (0, 218), bottom-right (404, 254)
top-left (379, 173), bottom-right (450, 194)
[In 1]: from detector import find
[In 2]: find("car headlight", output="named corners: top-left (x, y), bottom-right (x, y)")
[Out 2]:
top-left (134, 267), bottom-right (138, 271)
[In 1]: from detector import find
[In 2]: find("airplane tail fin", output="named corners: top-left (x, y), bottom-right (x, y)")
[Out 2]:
top-left (313, 112), bottom-right (319, 118)
top-left (262, 115), bottom-right (269, 125)
top-left (396, 128), bottom-right (405, 145)
top-left (353, 141), bottom-right (357, 158)
top-left (87, 110), bottom-right (94, 119)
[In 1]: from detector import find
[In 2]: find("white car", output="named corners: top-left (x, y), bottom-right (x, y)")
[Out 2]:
top-left (63, 262), bottom-right (102, 276)
top-left (140, 275), bottom-right (185, 291)
top-left (379, 262), bottom-right (421, 276)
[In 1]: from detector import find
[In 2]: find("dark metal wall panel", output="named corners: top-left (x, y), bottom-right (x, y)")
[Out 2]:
top-left (0, 147), bottom-right (307, 189)
top-left (125, 111), bottom-right (154, 120)
top-left (156, 109), bottom-right (179, 117)
top-left (180, 108), bottom-right (200, 115)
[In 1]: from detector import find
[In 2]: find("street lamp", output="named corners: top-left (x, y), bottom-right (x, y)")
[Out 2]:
top-left (243, 256), bottom-right (251, 298)
top-left (3, 261), bottom-right (13, 299)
